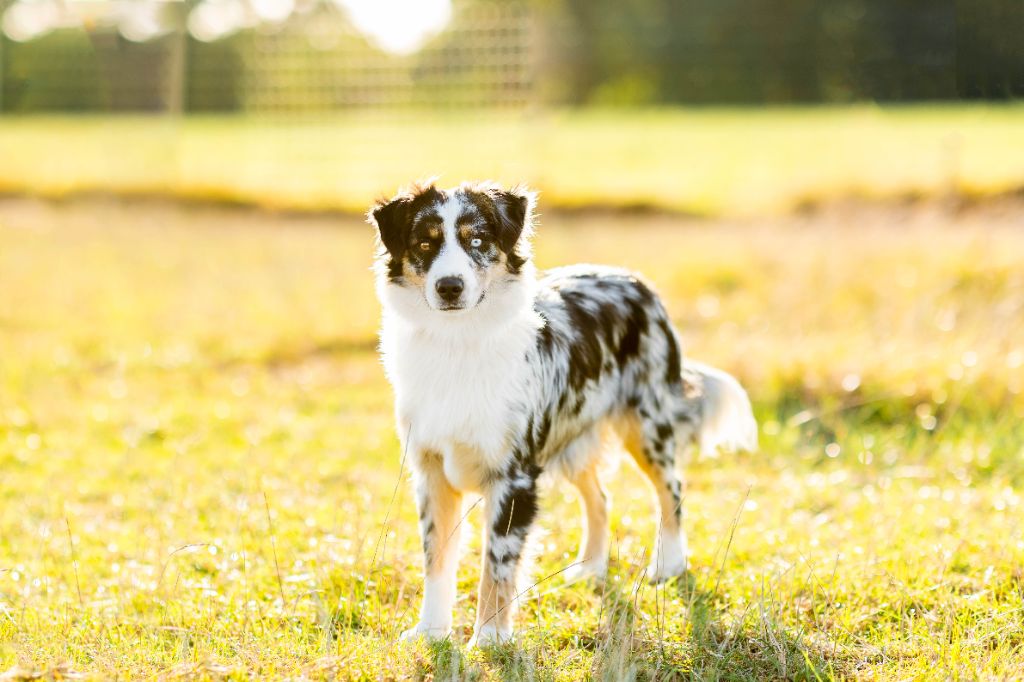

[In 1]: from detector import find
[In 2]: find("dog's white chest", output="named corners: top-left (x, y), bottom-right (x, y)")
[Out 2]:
top-left (384, 322), bottom-right (533, 490)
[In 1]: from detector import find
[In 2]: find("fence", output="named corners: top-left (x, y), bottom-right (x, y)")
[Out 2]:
top-left (0, 0), bottom-right (1021, 113)
top-left (0, 0), bottom-right (536, 113)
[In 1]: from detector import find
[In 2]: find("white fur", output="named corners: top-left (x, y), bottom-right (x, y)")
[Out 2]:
top-left (690, 361), bottom-right (759, 456)
top-left (379, 278), bottom-right (540, 489)
top-left (469, 622), bottom-right (511, 647)
top-left (410, 573), bottom-right (457, 636)
top-left (647, 528), bottom-right (689, 582)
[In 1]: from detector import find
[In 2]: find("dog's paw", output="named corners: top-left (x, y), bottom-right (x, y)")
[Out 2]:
top-left (646, 532), bottom-right (688, 583)
top-left (400, 623), bottom-right (451, 642)
top-left (468, 624), bottom-right (512, 648)
top-left (645, 552), bottom-right (688, 584)
top-left (562, 559), bottom-right (608, 585)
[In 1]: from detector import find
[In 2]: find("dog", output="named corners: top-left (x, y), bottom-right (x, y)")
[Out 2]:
top-left (369, 181), bottom-right (757, 646)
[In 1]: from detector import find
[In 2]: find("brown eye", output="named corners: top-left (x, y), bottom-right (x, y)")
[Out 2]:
top-left (419, 241), bottom-right (431, 251)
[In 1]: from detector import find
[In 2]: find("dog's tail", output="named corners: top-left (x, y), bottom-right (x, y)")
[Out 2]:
top-left (682, 360), bottom-right (758, 456)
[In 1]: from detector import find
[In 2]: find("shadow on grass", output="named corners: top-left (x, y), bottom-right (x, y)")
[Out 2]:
top-left (413, 571), bottom-right (845, 681)
top-left (585, 570), bottom-right (846, 681)
top-left (662, 573), bottom-right (842, 681)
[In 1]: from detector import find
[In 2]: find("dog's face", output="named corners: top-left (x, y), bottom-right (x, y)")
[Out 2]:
top-left (369, 182), bottom-right (534, 317)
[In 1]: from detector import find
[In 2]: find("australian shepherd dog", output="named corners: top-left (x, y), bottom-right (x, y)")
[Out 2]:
top-left (369, 181), bottom-right (757, 646)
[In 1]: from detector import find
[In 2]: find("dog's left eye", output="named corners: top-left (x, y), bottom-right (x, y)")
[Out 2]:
top-left (470, 237), bottom-right (483, 248)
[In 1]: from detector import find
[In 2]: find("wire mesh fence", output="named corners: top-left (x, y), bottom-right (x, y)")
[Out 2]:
top-left (0, 0), bottom-right (1020, 114)
top-left (232, 3), bottom-right (534, 111)
top-left (0, 0), bottom-right (536, 113)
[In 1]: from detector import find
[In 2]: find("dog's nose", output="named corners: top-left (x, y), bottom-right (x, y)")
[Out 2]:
top-left (435, 276), bottom-right (465, 302)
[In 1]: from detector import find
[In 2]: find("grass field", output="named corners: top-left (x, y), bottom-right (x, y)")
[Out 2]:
top-left (1, 106), bottom-right (1024, 216)
top-left (1, 195), bottom-right (1022, 679)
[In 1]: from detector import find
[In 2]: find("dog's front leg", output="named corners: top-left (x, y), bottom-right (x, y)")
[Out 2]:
top-left (471, 468), bottom-right (539, 646)
top-left (402, 452), bottom-right (463, 641)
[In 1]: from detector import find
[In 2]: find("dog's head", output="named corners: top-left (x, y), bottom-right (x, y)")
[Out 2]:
top-left (369, 181), bottom-right (536, 322)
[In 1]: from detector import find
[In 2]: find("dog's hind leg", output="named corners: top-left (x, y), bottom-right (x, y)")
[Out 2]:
top-left (617, 410), bottom-right (693, 582)
top-left (564, 459), bottom-right (610, 582)
top-left (547, 427), bottom-right (610, 583)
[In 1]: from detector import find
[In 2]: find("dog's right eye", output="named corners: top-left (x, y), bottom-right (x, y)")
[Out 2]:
top-left (419, 241), bottom-right (432, 251)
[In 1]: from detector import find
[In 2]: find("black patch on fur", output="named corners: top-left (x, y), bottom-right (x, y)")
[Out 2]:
top-left (534, 412), bottom-right (552, 454)
top-left (463, 185), bottom-right (530, 274)
top-left (633, 278), bottom-right (656, 302)
top-left (536, 317), bottom-right (557, 358)
top-left (495, 493), bottom-right (536, 537)
top-left (492, 477), bottom-right (539, 540)
top-left (488, 546), bottom-right (515, 566)
top-left (616, 300), bottom-right (647, 366)
top-left (560, 290), bottom-right (607, 392)
top-left (369, 184), bottom-right (444, 280)
top-left (657, 317), bottom-right (682, 385)
top-left (421, 519), bottom-right (435, 557)
top-left (405, 236), bottom-right (443, 275)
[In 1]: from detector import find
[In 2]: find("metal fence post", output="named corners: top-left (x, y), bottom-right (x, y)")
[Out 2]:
top-left (165, 6), bottom-right (187, 116)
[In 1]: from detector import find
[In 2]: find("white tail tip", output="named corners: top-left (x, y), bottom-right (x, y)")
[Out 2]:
top-left (689, 361), bottom-right (758, 456)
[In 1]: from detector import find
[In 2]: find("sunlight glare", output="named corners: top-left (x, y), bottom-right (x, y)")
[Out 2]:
top-left (188, 0), bottom-right (252, 42)
top-left (249, 0), bottom-right (295, 24)
top-left (335, 0), bottom-right (452, 55)
top-left (118, 1), bottom-right (174, 43)
top-left (2, 0), bottom-right (62, 42)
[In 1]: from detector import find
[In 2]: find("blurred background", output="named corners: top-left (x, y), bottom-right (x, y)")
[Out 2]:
top-left (0, 0), bottom-right (1022, 214)
top-left (1, 0), bottom-right (1023, 111)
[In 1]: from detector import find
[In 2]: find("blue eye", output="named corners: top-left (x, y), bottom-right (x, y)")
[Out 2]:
top-left (470, 237), bottom-right (483, 248)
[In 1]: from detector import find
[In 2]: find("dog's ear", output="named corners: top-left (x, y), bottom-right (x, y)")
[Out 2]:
top-left (368, 196), bottom-right (412, 259)
top-left (489, 185), bottom-right (536, 253)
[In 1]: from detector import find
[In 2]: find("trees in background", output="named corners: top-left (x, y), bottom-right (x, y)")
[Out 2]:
top-left (538, 0), bottom-right (1022, 104)
top-left (0, 0), bottom-right (1020, 112)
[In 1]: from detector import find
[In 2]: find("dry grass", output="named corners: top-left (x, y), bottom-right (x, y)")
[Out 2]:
top-left (0, 196), bottom-right (1022, 680)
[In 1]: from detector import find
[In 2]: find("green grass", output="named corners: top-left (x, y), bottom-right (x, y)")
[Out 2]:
top-left (1, 196), bottom-right (1023, 679)
top-left (1, 106), bottom-right (1024, 216)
